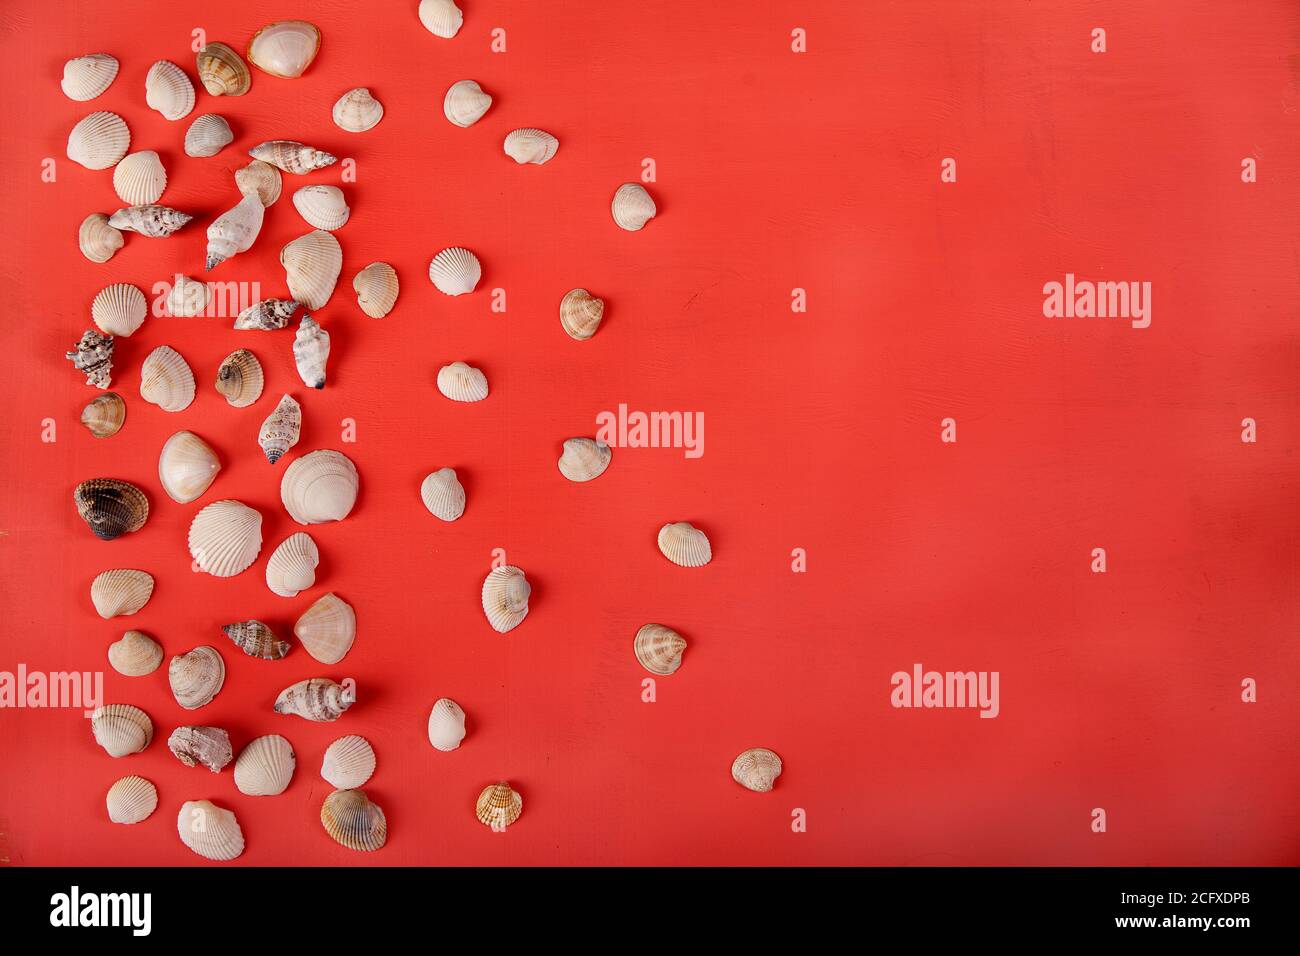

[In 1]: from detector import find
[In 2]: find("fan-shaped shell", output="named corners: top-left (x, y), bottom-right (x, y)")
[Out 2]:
top-left (158, 430), bottom-right (220, 504)
top-left (167, 275), bottom-right (210, 317)
top-left (635, 623), bottom-right (687, 675)
top-left (321, 736), bottom-right (375, 789)
top-left (280, 450), bottom-right (359, 524)
top-left (67, 111), bottom-right (130, 170)
top-left (476, 782), bottom-right (522, 829)
top-left (420, 468), bottom-right (465, 521)
top-left (427, 698), bottom-right (466, 752)
top-left (79, 213), bottom-right (124, 263)
top-left (109, 204), bottom-right (192, 237)
top-left (657, 521), bottom-right (712, 567)
top-left (74, 478), bottom-right (148, 540)
top-left (196, 42), bottom-right (250, 96)
top-left (612, 182), bottom-right (657, 231)
top-left (177, 800), bottom-right (244, 861)
top-left (558, 438), bottom-right (612, 482)
top-left (293, 185), bottom-right (350, 231)
top-left (106, 775), bottom-right (157, 824)
top-left (90, 569), bottom-right (154, 618)
top-left (81, 392), bottom-right (126, 438)
top-left (258, 394), bottom-right (302, 463)
top-left (145, 60), bottom-right (195, 121)
top-left (112, 151), bottom-right (166, 205)
top-left (281, 230), bottom-right (342, 309)
top-left (168, 646), bottom-right (225, 710)
top-left (504, 128), bottom-right (559, 165)
top-left (321, 789), bottom-right (387, 851)
top-left (481, 566), bottom-right (530, 633)
top-left (139, 346), bottom-right (195, 412)
top-left (274, 678), bottom-right (355, 722)
top-left (295, 593), bottom-right (356, 665)
top-left (419, 0), bottom-right (463, 38)
top-left (235, 159), bottom-right (282, 206)
top-left (436, 361), bottom-right (488, 402)
top-left (215, 349), bottom-right (263, 407)
top-left (731, 747), bottom-right (782, 792)
top-left (167, 725), bottom-right (232, 771)
top-left (62, 54), bottom-right (119, 101)
top-left (188, 499), bottom-right (263, 577)
top-left (108, 630), bottom-right (163, 677)
top-left (184, 114), bottom-right (234, 157)
top-left (222, 619), bottom-right (290, 660)
top-left (353, 262), bottom-right (398, 318)
top-left (559, 288), bottom-right (604, 341)
top-left (428, 246), bottom-right (480, 296)
top-left (332, 87), bottom-right (383, 132)
top-left (234, 735), bottom-right (296, 795)
top-left (247, 20), bottom-right (321, 78)
top-left (265, 532), bottom-right (318, 597)
top-left (91, 283), bottom-right (146, 337)
top-left (249, 140), bottom-right (336, 174)
top-left (443, 79), bottom-right (491, 127)
top-left (91, 703), bottom-right (153, 757)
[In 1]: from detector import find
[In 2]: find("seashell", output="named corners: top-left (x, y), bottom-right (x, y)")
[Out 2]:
top-left (612, 182), bottom-right (657, 231)
top-left (559, 288), bottom-right (604, 341)
top-left (139, 345), bottom-right (195, 412)
top-left (234, 735), bottom-right (295, 795)
top-left (167, 725), bottom-right (232, 771)
top-left (293, 185), bottom-right (350, 230)
top-left (475, 782), bottom-right (522, 830)
top-left (67, 111), bottom-right (129, 170)
top-left (657, 521), bottom-right (712, 567)
top-left (419, 0), bottom-right (463, 38)
top-left (321, 788), bottom-right (387, 851)
top-left (184, 114), bottom-right (234, 157)
top-left (235, 297), bottom-right (299, 331)
top-left (167, 275), bottom-right (210, 317)
top-left (427, 698), bottom-right (466, 752)
top-left (90, 569), bottom-right (154, 618)
top-left (249, 140), bottom-right (336, 175)
top-left (66, 330), bottom-right (114, 388)
top-left (247, 20), bottom-right (321, 79)
top-left (332, 87), bottom-right (383, 132)
top-left (158, 430), bottom-right (220, 503)
top-left (61, 54), bottom-right (119, 101)
top-left (293, 314), bottom-right (331, 389)
top-left (168, 646), bottom-right (225, 710)
top-left (258, 394), bottom-right (302, 463)
top-left (420, 468), bottom-right (465, 521)
top-left (145, 60), bottom-right (195, 121)
top-left (215, 349), bottom-right (263, 407)
top-left (353, 262), bottom-right (398, 318)
top-left (177, 800), bottom-right (244, 861)
top-left (108, 630), bottom-right (163, 677)
top-left (294, 593), bottom-right (356, 665)
top-left (188, 500), bottom-right (263, 577)
top-left (222, 619), bottom-right (290, 660)
top-left (78, 213), bottom-right (124, 263)
top-left (206, 193), bottom-right (264, 270)
top-left (91, 704), bottom-right (153, 757)
top-left (504, 128), bottom-right (559, 165)
top-left (235, 159), bottom-right (282, 206)
top-left (81, 392), bottom-right (126, 438)
top-left (731, 747), bottom-right (782, 792)
top-left (108, 205), bottom-right (191, 237)
top-left (196, 42), bottom-right (250, 96)
top-left (106, 775), bottom-right (157, 824)
top-left (443, 79), bottom-right (491, 127)
top-left (265, 531), bottom-right (318, 597)
top-left (436, 361), bottom-right (488, 402)
top-left (274, 677), bottom-right (355, 722)
top-left (321, 736), bottom-right (375, 789)
top-left (74, 478), bottom-right (147, 540)
top-left (481, 566), bottom-right (530, 633)
top-left (428, 247), bottom-right (481, 296)
top-left (281, 230), bottom-right (342, 309)
top-left (111, 151), bottom-right (166, 205)
top-left (634, 623), bottom-right (687, 676)
top-left (91, 283), bottom-right (146, 337)
top-left (280, 449), bottom-right (359, 524)
top-left (558, 437), bottom-right (612, 482)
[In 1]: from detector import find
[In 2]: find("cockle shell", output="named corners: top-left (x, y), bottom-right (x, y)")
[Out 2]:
top-left (481, 566), bottom-right (530, 633)
top-left (158, 430), bottom-right (220, 503)
top-left (265, 531), bottom-right (318, 597)
top-left (281, 230), bottom-right (342, 309)
top-left (321, 789), bottom-right (387, 851)
top-left (177, 801), bottom-right (244, 861)
top-left (353, 262), bottom-right (398, 317)
top-left (258, 394), bottom-right (302, 463)
top-left (168, 646), bottom-right (226, 710)
top-left (206, 193), bottom-right (264, 270)
top-left (294, 593), bottom-right (356, 665)
top-left (196, 42), bottom-right (250, 96)
top-left (475, 782), bottom-right (522, 830)
top-left (250, 140), bottom-right (336, 174)
top-left (293, 185), bottom-right (350, 230)
top-left (332, 87), bottom-right (383, 132)
top-left (79, 213), bottom-right (124, 263)
top-left (62, 54), bottom-right (119, 101)
top-left (443, 79), bottom-right (491, 127)
top-left (247, 20), bottom-right (321, 79)
top-left (419, 0), bottom-right (463, 38)
top-left (91, 704), bottom-right (153, 757)
top-left (427, 698), bottom-right (466, 752)
top-left (321, 736), bottom-right (374, 789)
top-left (108, 630), bottom-right (163, 677)
top-left (504, 128), bottom-right (559, 165)
top-left (293, 314), bottom-right (331, 389)
top-left (91, 283), bottom-right (146, 337)
top-left (235, 159), bottom-right (282, 206)
top-left (436, 361), bottom-right (488, 402)
top-left (112, 151), bottom-right (166, 205)
top-left (74, 478), bottom-right (148, 540)
top-left (81, 392), bottom-right (126, 438)
top-left (657, 521), bottom-right (712, 567)
top-left (612, 183), bottom-right (657, 231)
top-left (90, 569), bottom-right (154, 618)
top-left (731, 747), bottom-right (782, 792)
top-left (274, 678), bottom-right (355, 722)
top-left (167, 725), bottom-right (232, 771)
top-left (188, 499), bottom-right (263, 577)
top-left (139, 345), bottom-right (195, 412)
top-left (235, 297), bottom-right (298, 331)
top-left (184, 114), bottom-right (234, 157)
top-left (215, 349), bottom-right (263, 407)
top-left (281, 450), bottom-right (359, 524)
top-left (109, 205), bottom-right (192, 237)
top-left (167, 275), bottom-right (210, 317)
top-left (67, 111), bottom-right (129, 169)
top-left (428, 246), bottom-right (480, 295)
top-left (234, 735), bottom-right (295, 795)
top-left (420, 468), bottom-right (465, 521)
top-left (66, 330), bottom-right (115, 388)
top-left (559, 288), bottom-right (604, 340)
top-left (634, 624), bottom-right (687, 675)
top-left (145, 60), bottom-right (195, 121)
top-left (106, 775), bottom-right (157, 824)
top-left (558, 438), bottom-right (612, 482)
top-left (222, 620), bottom-right (290, 660)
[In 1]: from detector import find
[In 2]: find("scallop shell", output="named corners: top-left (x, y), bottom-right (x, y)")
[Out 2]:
top-left (139, 345), bottom-right (195, 412)
top-left (247, 20), bottom-right (321, 79)
top-left (436, 361), bottom-right (488, 402)
top-left (612, 182), bottom-right (657, 231)
top-left (222, 619), bottom-right (290, 660)
top-left (112, 151), bottom-right (167, 205)
top-left (475, 782), bottom-right (522, 830)
top-left (293, 185), bottom-right (350, 230)
top-left (332, 87), bottom-right (383, 132)
top-left (206, 193), bottom-right (265, 270)
top-left (91, 703), bottom-right (153, 757)
top-left (274, 678), bottom-right (355, 722)
top-left (481, 566), bottom-right (530, 633)
top-left (443, 79), bottom-right (491, 127)
top-left (67, 329), bottom-right (115, 388)
top-left (167, 725), bottom-right (232, 771)
top-left (108, 630), bottom-right (163, 677)
top-left (420, 468), bottom-right (465, 521)
top-left (188, 499), bottom-right (263, 577)
top-left (184, 114), bottom-right (234, 157)
top-left (109, 205), bottom-right (192, 237)
top-left (634, 623), bottom-right (687, 676)
top-left (295, 593), bottom-right (356, 665)
top-left (215, 349), bottom-right (263, 407)
top-left (168, 646), bottom-right (226, 710)
top-left (419, 0), bottom-right (463, 38)
top-left (265, 532), bottom-right (318, 597)
top-left (90, 569), bottom-right (154, 619)
top-left (657, 521), bottom-right (712, 567)
top-left (167, 275), bottom-right (210, 317)
top-left (352, 262), bottom-right (398, 318)
top-left (81, 392), bottom-right (126, 438)
top-left (235, 160), bottom-right (282, 206)
top-left (145, 60), bottom-right (195, 121)
top-left (78, 213), bottom-right (124, 263)
top-left (177, 800), bottom-right (244, 861)
top-left (249, 140), bottom-right (336, 174)
top-left (280, 450), bottom-right (359, 525)
top-left (281, 231), bottom-right (342, 309)
top-left (321, 789), bottom-right (387, 851)
top-left (321, 736), bottom-right (375, 789)
top-left (292, 314), bottom-right (331, 390)
top-left (158, 430), bottom-right (220, 504)
top-left (558, 438), bottom-right (612, 482)
top-left (258, 394), bottom-right (302, 464)
top-left (62, 54), bottom-right (119, 101)
top-left (234, 735), bottom-right (296, 795)
top-left (196, 42), bottom-right (250, 96)
top-left (559, 288), bottom-right (604, 340)
top-left (67, 111), bottom-right (130, 169)
top-left (427, 698), bottom-right (466, 752)
top-left (106, 775), bottom-right (157, 824)
top-left (428, 246), bottom-right (480, 296)
top-left (235, 297), bottom-right (298, 331)
top-left (504, 128), bottom-right (559, 165)
top-left (74, 478), bottom-right (148, 540)
top-left (91, 283), bottom-right (146, 337)
top-left (731, 747), bottom-right (782, 792)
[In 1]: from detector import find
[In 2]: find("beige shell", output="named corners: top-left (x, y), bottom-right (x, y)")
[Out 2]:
top-left (274, 678), bottom-right (355, 722)
top-left (332, 87), bottom-right (383, 132)
top-left (292, 314), bottom-right (331, 389)
top-left (634, 624), bottom-right (687, 676)
top-left (177, 800), bottom-right (244, 861)
top-left (73, 478), bottom-right (148, 540)
top-left (234, 735), bottom-right (296, 795)
top-left (295, 593), bottom-right (356, 665)
top-left (215, 349), bottom-right (263, 407)
top-left (108, 630), bottom-right (163, 677)
top-left (321, 788), bottom-right (387, 851)
top-left (353, 262), bottom-right (398, 318)
top-left (112, 151), bottom-right (166, 205)
top-left (91, 283), bottom-right (146, 337)
top-left (62, 54), bottom-right (119, 101)
top-left (428, 246), bottom-right (480, 296)
top-left (109, 204), bottom-right (192, 237)
top-left (420, 468), bottom-right (465, 521)
top-left (419, 0), bottom-right (463, 38)
top-left (235, 297), bottom-right (299, 331)
top-left (167, 275), bottom-right (210, 317)
top-left (321, 735), bottom-right (375, 790)
top-left (106, 775), bottom-right (157, 824)
top-left (222, 619), bottom-right (290, 660)
top-left (206, 193), bottom-right (264, 270)
top-left (280, 449), bottom-right (359, 524)
top-left (145, 60), bottom-right (195, 121)
top-left (657, 521), bottom-right (712, 567)
top-left (559, 288), bottom-right (604, 340)
top-left (612, 182), bottom-right (657, 231)
top-left (81, 392), bottom-right (126, 438)
top-left (558, 438), bottom-right (612, 482)
top-left (265, 532), bottom-right (318, 597)
top-left (476, 782), bottom-right (522, 830)
top-left (443, 79), bottom-right (491, 127)
top-left (249, 140), bottom-right (336, 174)
top-left (79, 213), bottom-right (124, 263)
top-left (196, 42), bottom-right (250, 96)
top-left (436, 361), bottom-right (488, 402)
top-left (158, 430), bottom-right (220, 504)
top-left (167, 725), bottom-right (232, 771)
top-left (731, 747), bottom-right (782, 792)
top-left (258, 394), bottom-right (302, 464)
top-left (427, 698), bottom-right (466, 752)
top-left (184, 114), bottom-right (234, 157)
top-left (281, 230), bottom-right (342, 309)
top-left (482, 566), bottom-right (530, 633)
top-left (139, 346), bottom-right (195, 412)
top-left (91, 703), bottom-right (153, 757)
top-left (168, 645), bottom-right (226, 710)
top-left (90, 569), bottom-right (154, 619)
top-left (503, 128), bottom-right (559, 165)
top-left (247, 20), bottom-right (321, 79)
top-left (188, 499), bottom-right (263, 577)
top-left (293, 185), bottom-right (350, 230)
top-left (235, 160), bottom-right (282, 206)
top-left (67, 111), bottom-right (130, 170)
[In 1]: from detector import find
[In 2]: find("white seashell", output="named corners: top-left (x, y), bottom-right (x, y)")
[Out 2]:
top-left (67, 111), bottom-right (130, 170)
top-left (321, 788), bottom-right (387, 851)
top-left (106, 775), bottom-right (157, 824)
top-left (168, 645), bottom-right (225, 710)
top-left (281, 230), bottom-right (342, 309)
top-left (145, 60), bottom-right (195, 121)
top-left (62, 54), bottom-right (119, 101)
top-left (90, 569), bottom-right (154, 619)
top-left (234, 735), bottom-right (296, 796)
top-left (235, 297), bottom-right (298, 331)
top-left (79, 213), bottom-right (124, 263)
top-left (112, 151), bottom-right (166, 205)
top-left (558, 437), bottom-right (612, 482)
top-left (419, 0), bottom-right (463, 38)
top-left (504, 128), bottom-right (559, 165)
top-left (420, 468), bottom-right (465, 521)
top-left (188, 500), bottom-right (263, 577)
top-left (247, 20), bottom-right (321, 78)
top-left (184, 114), bottom-right (234, 157)
top-left (81, 392), bottom-right (126, 438)
top-left (436, 361), bottom-right (488, 402)
top-left (634, 623), bottom-right (687, 675)
top-left (215, 349), bottom-right (263, 407)
top-left (206, 193), bottom-right (264, 270)
top-left (158, 430), bottom-right (220, 504)
top-left (428, 246), bottom-right (481, 296)
top-left (332, 87), bottom-right (383, 132)
top-left (657, 521), bottom-right (712, 567)
top-left (167, 725), bottom-right (232, 771)
top-left (427, 698), bottom-right (466, 751)
top-left (91, 283), bottom-right (146, 337)
top-left (91, 703), bottom-right (153, 757)
top-left (196, 42), bottom-right (251, 96)
top-left (107, 630), bottom-right (163, 677)
top-left (177, 800), bottom-right (244, 861)
top-left (353, 262), bottom-right (398, 318)
top-left (249, 140), bottom-right (336, 174)
top-left (258, 394), bottom-right (302, 463)
top-left (444, 79), bottom-right (491, 127)
top-left (108, 205), bottom-right (191, 237)
top-left (481, 565), bottom-right (530, 633)
top-left (321, 736), bottom-right (375, 789)
top-left (167, 275), bottom-right (210, 317)
top-left (139, 345), bottom-right (195, 412)
top-left (280, 449), bottom-right (359, 524)
top-left (731, 747), bottom-right (782, 792)
top-left (265, 532), bottom-right (318, 597)
top-left (612, 182), bottom-right (657, 231)
top-left (293, 314), bottom-right (331, 389)
top-left (274, 677), bottom-right (355, 722)
top-left (235, 159), bottom-right (282, 206)
top-left (293, 185), bottom-right (350, 231)
top-left (294, 592), bottom-right (356, 665)
top-left (559, 288), bottom-right (604, 340)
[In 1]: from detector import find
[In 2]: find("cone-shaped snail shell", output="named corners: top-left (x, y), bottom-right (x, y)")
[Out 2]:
top-left (167, 725), bottom-right (232, 771)
top-left (321, 735), bottom-right (375, 789)
top-left (249, 140), bottom-right (336, 174)
top-left (428, 246), bottom-right (481, 296)
top-left (139, 346), bottom-right (195, 412)
top-left (559, 288), bottom-right (604, 340)
top-left (106, 775), bottom-right (157, 824)
top-left (280, 450), bottom-right (359, 525)
top-left (206, 193), bottom-right (264, 270)
top-left (612, 183), bottom-right (657, 230)
top-left (235, 159), bottom-right (282, 206)
top-left (294, 593), bottom-right (356, 665)
top-left (177, 800), bottom-right (244, 861)
top-left (235, 297), bottom-right (298, 331)
top-left (167, 275), bottom-right (210, 317)
top-left (62, 54), bottom-right (119, 101)
top-left (503, 128), bottom-right (559, 165)
top-left (247, 20), bottom-right (321, 79)
top-left (112, 151), bottom-right (166, 205)
top-left (731, 748), bottom-right (782, 792)
top-left (196, 42), bottom-right (251, 96)
top-left (265, 532), bottom-right (318, 597)
top-left (558, 438), bottom-right (612, 482)
top-left (184, 114), bottom-right (234, 157)
top-left (420, 468), bottom-right (465, 521)
top-left (188, 499), bottom-right (263, 577)
top-left (427, 698), bottom-right (467, 752)
top-left (281, 230), bottom-right (342, 309)
top-left (144, 60), bottom-right (195, 121)
top-left (481, 566), bottom-right (530, 633)
top-left (419, 0), bottom-right (463, 38)
top-left (91, 703), bottom-right (153, 757)
top-left (293, 314), bottom-right (331, 389)
top-left (657, 521), bottom-right (712, 567)
top-left (108, 205), bottom-right (192, 237)
top-left (79, 213), bottom-right (124, 263)
top-left (215, 349), bottom-right (264, 407)
top-left (443, 79), bottom-right (491, 127)
top-left (476, 782), bottom-right (522, 830)
top-left (90, 569), bottom-right (154, 619)
top-left (158, 430), bottom-right (220, 504)
top-left (234, 735), bottom-right (296, 795)
top-left (436, 361), bottom-right (488, 402)
top-left (67, 111), bottom-right (130, 169)
top-left (258, 394), bottom-right (302, 464)
top-left (91, 283), bottom-right (146, 337)
top-left (321, 788), bottom-right (387, 851)
top-left (168, 646), bottom-right (226, 710)
top-left (222, 620), bottom-right (290, 660)
top-left (353, 262), bottom-right (398, 317)
top-left (274, 677), bottom-right (355, 722)
top-left (108, 630), bottom-right (163, 677)
top-left (634, 624), bottom-right (687, 676)
top-left (81, 392), bottom-right (126, 438)
top-left (74, 478), bottom-right (148, 540)
top-left (66, 329), bottom-right (115, 388)
top-left (332, 87), bottom-right (384, 132)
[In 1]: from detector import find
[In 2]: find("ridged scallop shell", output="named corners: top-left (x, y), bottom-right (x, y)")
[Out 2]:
top-left (274, 678), bottom-right (355, 722)
top-left (280, 450), bottom-right (359, 524)
top-left (634, 623), bottom-right (687, 676)
top-left (481, 566), bottom-right (530, 633)
top-left (321, 789), bottom-right (387, 851)
top-left (657, 521), bottom-right (712, 567)
top-left (74, 478), bottom-right (148, 540)
top-left (106, 775), bottom-right (157, 824)
top-left (558, 438), bottom-right (612, 482)
top-left (91, 283), bottom-right (146, 337)
top-left (188, 499), bottom-right (263, 577)
top-left (112, 151), bottom-right (166, 205)
top-left (559, 288), bottom-right (604, 340)
top-left (295, 593), bottom-right (356, 665)
top-left (281, 230), bottom-right (342, 309)
top-left (321, 736), bottom-right (375, 789)
top-left (184, 114), bottom-right (234, 157)
top-left (108, 630), bottom-right (163, 677)
top-left (247, 20), bottom-right (321, 78)
top-left (91, 703), bottom-right (153, 757)
top-left (234, 735), bottom-right (295, 795)
top-left (168, 646), bottom-right (226, 710)
top-left (427, 698), bottom-right (466, 752)
top-left (167, 275), bottom-right (210, 317)
top-left (81, 392), bottom-right (126, 438)
top-left (67, 329), bottom-right (114, 388)
top-left (443, 79), bottom-right (491, 127)
top-left (612, 183), bottom-right (657, 231)
top-left (476, 782), bottom-right (522, 829)
top-left (258, 394), bottom-right (302, 464)
top-left (732, 747), bottom-right (782, 792)
top-left (79, 213), bottom-right (124, 263)
top-left (332, 87), bottom-right (383, 132)
top-left (205, 193), bottom-right (264, 270)
top-left (428, 247), bottom-right (480, 295)
top-left (167, 725), bottom-right (232, 771)
top-left (250, 140), bottom-right (336, 174)
top-left (90, 569), bottom-right (154, 618)
top-left (145, 60), bottom-right (195, 121)
top-left (436, 361), bottom-right (488, 402)
top-left (419, 0), bottom-right (463, 38)
top-left (158, 430), bottom-right (220, 503)
top-left (196, 42), bottom-right (251, 96)
top-left (504, 128), bottom-right (559, 165)
top-left (62, 54), bottom-right (119, 101)
top-left (293, 185), bottom-right (350, 230)
top-left (215, 349), bottom-right (263, 407)
top-left (67, 111), bottom-right (130, 169)
top-left (139, 345), bottom-right (195, 412)
top-left (420, 468), bottom-right (465, 521)
top-left (222, 619), bottom-right (290, 660)
top-left (235, 160), bottom-right (282, 206)
top-left (177, 800), bottom-right (244, 861)
top-left (265, 532), bottom-right (318, 597)
top-left (353, 262), bottom-right (398, 318)
top-left (235, 297), bottom-right (298, 330)
top-left (109, 204), bottom-right (192, 237)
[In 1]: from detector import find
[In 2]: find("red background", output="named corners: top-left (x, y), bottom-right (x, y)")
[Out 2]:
top-left (1, 1), bottom-right (1297, 866)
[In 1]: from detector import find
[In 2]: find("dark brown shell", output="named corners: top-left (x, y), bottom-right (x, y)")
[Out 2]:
top-left (222, 619), bottom-right (290, 660)
top-left (74, 478), bottom-right (149, 540)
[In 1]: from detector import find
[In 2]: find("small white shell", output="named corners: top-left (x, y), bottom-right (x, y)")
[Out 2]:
top-left (91, 283), bottom-right (146, 337)
top-left (559, 288), bottom-right (604, 340)
top-left (294, 592), bottom-right (356, 665)
top-left (67, 111), bottom-right (130, 170)
top-left (107, 630), bottom-right (164, 677)
top-left (168, 645), bottom-right (225, 710)
top-left (106, 775), bottom-right (157, 824)
top-left (427, 698), bottom-right (466, 751)
top-left (419, 0), bottom-right (463, 38)
top-left (265, 532), bottom-right (319, 597)
top-left (234, 735), bottom-right (296, 796)
top-left (188, 500), bottom-right (263, 577)
top-left (258, 394), bottom-right (302, 463)
top-left (139, 345), bottom-right (196, 412)
top-left (503, 128), bottom-right (559, 165)
top-left (443, 79), bottom-right (491, 127)
top-left (321, 735), bottom-right (376, 789)
top-left (436, 361), bottom-right (488, 402)
top-left (293, 314), bottom-right (331, 389)
top-left (731, 747), bottom-right (783, 792)
top-left (558, 438), bottom-right (612, 482)
top-left (184, 114), bottom-right (234, 157)
top-left (247, 20), bottom-right (321, 79)
top-left (293, 185), bottom-right (350, 231)
top-left (79, 214), bottom-right (124, 263)
top-left (657, 521), bottom-right (712, 567)
top-left (91, 704), bottom-right (153, 757)
top-left (235, 159), bottom-right (282, 206)
top-left (158, 430), bottom-right (221, 504)
top-left (420, 468), bottom-right (466, 521)
top-left (612, 182), bottom-right (657, 231)
top-left (90, 569), bottom-right (154, 619)
top-left (353, 262), bottom-right (398, 318)
top-left (280, 449), bottom-right (359, 525)
top-left (145, 60), bottom-right (196, 121)
top-left (428, 247), bottom-right (481, 296)
top-left (281, 230), bottom-right (343, 310)
top-left (332, 87), bottom-right (384, 132)
top-left (62, 54), bottom-right (119, 101)
top-left (481, 565), bottom-right (530, 633)
top-left (177, 800), bottom-right (244, 861)
top-left (112, 151), bottom-right (166, 205)
top-left (167, 275), bottom-right (210, 317)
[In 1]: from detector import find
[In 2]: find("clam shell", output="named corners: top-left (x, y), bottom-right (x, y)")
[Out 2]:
top-left (249, 140), bottom-right (336, 174)
top-left (274, 677), bottom-right (354, 722)
top-left (67, 111), bottom-right (130, 170)
top-left (443, 79), bottom-right (491, 127)
top-left (222, 619), bottom-right (290, 660)
top-left (111, 151), bottom-right (166, 205)
top-left (419, 0), bottom-right (463, 38)
top-left (91, 703), bottom-right (153, 757)
top-left (62, 54), bottom-right (119, 101)
top-left (321, 736), bottom-right (375, 789)
top-left (234, 735), bottom-right (296, 795)
top-left (265, 532), bottom-right (318, 597)
top-left (235, 159), bottom-right (282, 206)
top-left (188, 499), bottom-right (263, 577)
top-left (196, 42), bottom-right (250, 96)
top-left (634, 624), bottom-right (687, 676)
top-left (168, 646), bottom-right (226, 710)
top-left (235, 297), bottom-right (298, 331)
top-left (558, 438), bottom-right (612, 482)
top-left (67, 329), bottom-right (115, 389)
top-left (294, 593), bottom-right (356, 665)
top-left (91, 283), bottom-right (146, 337)
top-left (81, 392), bottom-right (126, 438)
top-left (247, 20), bottom-right (321, 79)
top-left (90, 569), bottom-right (154, 618)
top-left (74, 478), bottom-right (148, 540)
top-left (281, 230), bottom-right (342, 309)
top-left (332, 87), bottom-right (383, 132)
top-left (145, 60), bottom-right (195, 121)
top-left (481, 565), bottom-right (530, 633)
top-left (106, 775), bottom-right (157, 824)
top-left (109, 204), bottom-right (192, 237)
top-left (353, 262), bottom-right (398, 318)
top-left (167, 725), bottom-right (232, 771)
top-left (258, 394), bottom-right (302, 464)
top-left (503, 128), bottom-right (559, 165)
top-left (612, 182), bottom-right (657, 231)
top-left (559, 288), bottom-right (604, 340)
top-left (436, 361), bottom-right (488, 402)
top-left (184, 114), bottom-right (234, 157)
top-left (280, 449), bottom-right (359, 525)
top-left (78, 213), bottom-right (124, 263)
top-left (420, 468), bottom-right (465, 521)
top-left (139, 345), bottom-right (195, 412)
top-left (293, 185), bottom-right (350, 230)
top-left (293, 314), bottom-right (331, 390)
top-left (167, 275), bottom-right (210, 317)
top-left (428, 246), bottom-right (480, 296)
top-left (731, 747), bottom-right (782, 792)
top-left (321, 789), bottom-right (387, 851)
top-left (657, 521), bottom-right (712, 567)
top-left (427, 698), bottom-right (466, 752)
top-left (158, 430), bottom-right (220, 504)
top-left (177, 800), bottom-right (244, 861)
top-left (108, 630), bottom-right (163, 677)
top-left (215, 349), bottom-right (263, 407)
top-left (475, 782), bottom-right (522, 829)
